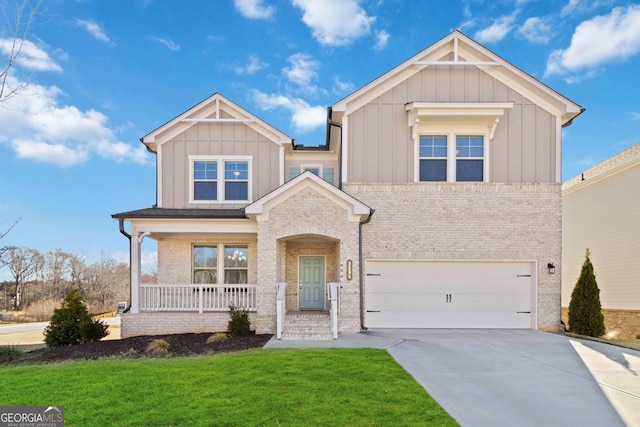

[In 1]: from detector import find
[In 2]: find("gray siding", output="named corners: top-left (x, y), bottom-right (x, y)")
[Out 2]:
top-left (346, 65), bottom-right (557, 183)
top-left (160, 121), bottom-right (281, 208)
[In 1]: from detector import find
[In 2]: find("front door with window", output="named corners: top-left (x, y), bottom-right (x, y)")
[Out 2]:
top-left (299, 256), bottom-right (325, 309)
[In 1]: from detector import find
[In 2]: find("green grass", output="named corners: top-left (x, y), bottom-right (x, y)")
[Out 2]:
top-left (0, 348), bottom-right (457, 426)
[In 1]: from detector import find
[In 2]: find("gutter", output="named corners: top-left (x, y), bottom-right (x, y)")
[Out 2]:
top-left (118, 218), bottom-right (132, 313)
top-left (358, 208), bottom-right (375, 330)
top-left (140, 137), bottom-right (159, 208)
top-left (326, 107), bottom-right (344, 190)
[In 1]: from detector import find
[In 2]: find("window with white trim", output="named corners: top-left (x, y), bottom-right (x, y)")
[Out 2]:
top-left (419, 135), bottom-right (448, 181)
top-left (190, 156), bottom-right (252, 203)
top-left (417, 133), bottom-right (486, 183)
top-left (456, 135), bottom-right (484, 182)
top-left (192, 244), bottom-right (248, 285)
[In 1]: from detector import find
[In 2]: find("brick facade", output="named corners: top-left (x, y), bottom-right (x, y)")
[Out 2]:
top-left (345, 182), bottom-right (563, 331)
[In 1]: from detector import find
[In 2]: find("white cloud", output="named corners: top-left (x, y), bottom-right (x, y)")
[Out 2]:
top-left (291, 0), bottom-right (375, 46)
top-left (152, 37), bottom-right (180, 51)
top-left (0, 76), bottom-right (149, 167)
top-left (474, 14), bottom-right (516, 43)
top-left (76, 19), bottom-right (112, 43)
top-left (234, 0), bottom-right (274, 19)
top-left (250, 90), bottom-right (325, 133)
top-left (234, 54), bottom-right (267, 74)
top-left (283, 53), bottom-right (319, 87)
top-left (333, 76), bottom-right (354, 94)
top-left (0, 38), bottom-right (62, 72)
top-left (373, 30), bottom-right (389, 50)
top-left (561, 0), bottom-right (611, 17)
top-left (631, 112), bottom-right (640, 120)
top-left (517, 17), bottom-right (552, 44)
top-left (545, 5), bottom-right (640, 78)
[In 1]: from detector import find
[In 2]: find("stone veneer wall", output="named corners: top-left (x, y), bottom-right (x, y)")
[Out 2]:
top-left (255, 186), bottom-right (361, 334)
top-left (344, 182), bottom-right (563, 332)
top-left (561, 307), bottom-right (640, 339)
top-left (121, 312), bottom-right (256, 338)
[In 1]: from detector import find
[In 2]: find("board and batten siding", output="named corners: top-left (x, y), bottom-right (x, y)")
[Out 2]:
top-left (346, 65), bottom-right (557, 184)
top-left (562, 162), bottom-right (640, 311)
top-left (160, 121), bottom-right (281, 209)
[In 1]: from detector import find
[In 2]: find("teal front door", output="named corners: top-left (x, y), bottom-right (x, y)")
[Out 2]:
top-left (299, 256), bottom-right (325, 309)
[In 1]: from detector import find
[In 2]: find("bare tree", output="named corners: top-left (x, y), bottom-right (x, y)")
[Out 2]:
top-left (0, 218), bottom-right (20, 267)
top-left (43, 248), bottom-right (70, 292)
top-left (0, 0), bottom-right (42, 103)
top-left (1, 246), bottom-right (40, 308)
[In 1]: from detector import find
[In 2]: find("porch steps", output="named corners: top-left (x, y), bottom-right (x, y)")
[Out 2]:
top-left (281, 311), bottom-right (334, 340)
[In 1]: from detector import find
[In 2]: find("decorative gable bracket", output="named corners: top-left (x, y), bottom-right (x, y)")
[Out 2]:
top-left (406, 102), bottom-right (514, 141)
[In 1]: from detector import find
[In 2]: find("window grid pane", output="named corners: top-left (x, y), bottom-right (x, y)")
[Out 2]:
top-left (194, 161), bottom-right (218, 201)
top-left (193, 245), bottom-right (217, 284)
top-left (224, 161), bottom-right (248, 201)
top-left (224, 246), bottom-right (248, 285)
top-left (456, 136), bottom-right (484, 158)
top-left (420, 135), bottom-right (448, 158)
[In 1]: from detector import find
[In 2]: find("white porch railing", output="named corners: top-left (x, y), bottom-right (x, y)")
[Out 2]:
top-left (276, 282), bottom-right (287, 339)
top-left (139, 284), bottom-right (257, 313)
top-left (328, 282), bottom-right (339, 339)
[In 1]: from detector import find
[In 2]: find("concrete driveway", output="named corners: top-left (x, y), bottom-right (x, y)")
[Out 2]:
top-left (266, 329), bottom-right (640, 426)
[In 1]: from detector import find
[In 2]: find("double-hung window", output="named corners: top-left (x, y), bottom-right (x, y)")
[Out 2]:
top-left (192, 244), bottom-right (248, 286)
top-left (456, 136), bottom-right (484, 181)
top-left (419, 136), bottom-right (448, 181)
top-left (417, 134), bottom-right (485, 182)
top-left (193, 245), bottom-right (217, 284)
top-left (190, 156), bottom-right (251, 203)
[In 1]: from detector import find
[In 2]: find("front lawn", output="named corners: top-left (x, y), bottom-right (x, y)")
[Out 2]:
top-left (0, 348), bottom-right (457, 426)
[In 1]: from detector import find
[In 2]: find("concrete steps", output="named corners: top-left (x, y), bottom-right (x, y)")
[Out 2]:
top-left (281, 311), bottom-right (335, 340)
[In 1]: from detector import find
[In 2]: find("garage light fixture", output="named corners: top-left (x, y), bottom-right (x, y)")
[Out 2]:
top-left (547, 263), bottom-right (556, 274)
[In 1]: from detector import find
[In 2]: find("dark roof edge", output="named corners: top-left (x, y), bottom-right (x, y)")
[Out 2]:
top-left (112, 207), bottom-right (247, 220)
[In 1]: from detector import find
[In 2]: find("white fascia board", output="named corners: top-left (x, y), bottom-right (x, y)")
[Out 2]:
top-left (406, 102), bottom-right (514, 117)
top-left (332, 35), bottom-right (454, 113)
top-left (128, 218), bottom-right (258, 234)
top-left (142, 93), bottom-right (292, 148)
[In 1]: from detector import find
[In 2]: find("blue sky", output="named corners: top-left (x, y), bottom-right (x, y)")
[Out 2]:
top-left (1, 0), bottom-right (639, 278)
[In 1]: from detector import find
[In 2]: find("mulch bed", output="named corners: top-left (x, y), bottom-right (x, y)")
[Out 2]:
top-left (21, 333), bottom-right (273, 364)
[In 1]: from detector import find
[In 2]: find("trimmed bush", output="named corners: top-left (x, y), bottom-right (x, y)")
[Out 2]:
top-left (227, 304), bottom-right (251, 336)
top-left (568, 249), bottom-right (606, 337)
top-left (44, 289), bottom-right (109, 347)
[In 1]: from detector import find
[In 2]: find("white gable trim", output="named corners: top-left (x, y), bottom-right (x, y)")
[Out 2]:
top-left (245, 171), bottom-right (370, 222)
top-left (332, 31), bottom-right (582, 125)
top-left (141, 93), bottom-right (292, 150)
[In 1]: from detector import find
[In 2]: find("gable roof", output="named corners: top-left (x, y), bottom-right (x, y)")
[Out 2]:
top-left (563, 141), bottom-right (640, 193)
top-left (332, 30), bottom-right (584, 126)
top-left (140, 92), bottom-right (293, 152)
top-left (245, 171), bottom-right (371, 222)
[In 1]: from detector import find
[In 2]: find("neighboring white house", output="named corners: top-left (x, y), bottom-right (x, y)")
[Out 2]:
top-left (113, 31), bottom-right (583, 339)
top-left (562, 142), bottom-right (640, 339)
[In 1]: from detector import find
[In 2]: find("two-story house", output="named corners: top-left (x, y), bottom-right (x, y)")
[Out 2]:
top-left (113, 31), bottom-right (583, 339)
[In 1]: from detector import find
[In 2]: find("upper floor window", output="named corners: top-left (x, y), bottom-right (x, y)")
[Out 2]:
top-left (190, 156), bottom-right (252, 203)
top-left (417, 134), bottom-right (485, 183)
top-left (419, 136), bottom-right (448, 181)
top-left (456, 136), bottom-right (484, 182)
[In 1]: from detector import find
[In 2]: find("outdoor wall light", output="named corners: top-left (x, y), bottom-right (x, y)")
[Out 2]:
top-left (547, 263), bottom-right (556, 274)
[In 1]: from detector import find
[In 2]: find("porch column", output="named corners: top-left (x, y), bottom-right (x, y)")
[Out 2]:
top-left (130, 230), bottom-right (141, 313)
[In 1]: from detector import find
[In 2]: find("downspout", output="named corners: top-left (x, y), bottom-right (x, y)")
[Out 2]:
top-left (326, 107), bottom-right (343, 190)
top-left (358, 209), bottom-right (374, 330)
top-left (141, 138), bottom-right (159, 208)
top-left (118, 218), bottom-right (132, 313)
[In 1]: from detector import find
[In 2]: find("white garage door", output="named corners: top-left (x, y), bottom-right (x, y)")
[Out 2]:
top-left (365, 261), bottom-right (534, 329)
